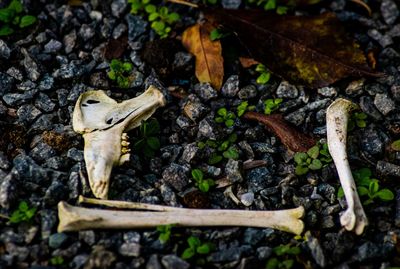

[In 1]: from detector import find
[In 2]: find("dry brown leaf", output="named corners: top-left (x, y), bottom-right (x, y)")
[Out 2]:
top-left (239, 57), bottom-right (260, 68)
top-left (182, 22), bottom-right (224, 90)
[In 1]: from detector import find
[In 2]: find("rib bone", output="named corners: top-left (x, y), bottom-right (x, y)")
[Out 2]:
top-left (326, 98), bottom-right (368, 235)
top-left (57, 197), bottom-right (305, 235)
top-left (72, 86), bottom-right (165, 199)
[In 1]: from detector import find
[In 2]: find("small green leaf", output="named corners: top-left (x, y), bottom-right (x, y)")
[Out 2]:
top-left (215, 117), bottom-right (224, 123)
top-left (146, 119), bottom-right (160, 135)
top-left (19, 201), bottom-right (28, 211)
top-left (145, 4), bottom-right (156, 13)
top-left (187, 236), bottom-right (201, 248)
top-left (356, 120), bottom-right (366, 128)
top-left (158, 232), bottom-right (170, 243)
top-left (294, 152), bottom-right (308, 164)
top-left (273, 244), bottom-right (290, 256)
top-left (307, 145), bottom-right (319, 159)
top-left (281, 259), bottom-right (295, 269)
top-left (107, 70), bottom-right (116, 80)
top-left (376, 189), bottom-right (394, 201)
top-left (197, 141), bottom-right (205, 149)
top-left (181, 248), bottom-right (195, 259)
top-left (218, 141), bottom-right (230, 151)
top-left (8, 0), bottom-right (23, 13)
top-left (225, 119), bottom-right (234, 127)
top-left (276, 6), bottom-right (288, 15)
top-left (197, 243), bottom-right (211, 254)
top-left (257, 72), bottom-right (271, 84)
top-left (255, 64), bottom-right (266, 72)
top-left (0, 8), bottom-right (14, 23)
top-left (287, 246), bottom-right (301, 255)
top-left (223, 148), bottom-right (239, 159)
top-left (210, 28), bottom-right (223, 41)
top-left (0, 25), bottom-right (13, 36)
top-left (122, 62), bottom-right (132, 72)
top-left (228, 133), bottom-right (238, 143)
top-left (309, 159), bottom-right (322, 170)
top-left (357, 186), bottom-right (369, 196)
top-left (198, 181), bottom-right (210, 192)
top-left (148, 12), bottom-right (159, 21)
top-left (217, 107), bottom-right (227, 117)
top-left (337, 187), bottom-right (344, 198)
top-left (167, 12), bottom-right (180, 23)
top-left (369, 180), bottom-right (379, 195)
top-left (19, 15), bottom-right (36, 28)
top-left (266, 257), bottom-right (279, 269)
top-left (264, 0), bottom-right (276, 10)
top-left (191, 169), bottom-right (203, 181)
top-left (391, 139), bottom-right (400, 151)
top-left (151, 21), bottom-right (165, 32)
top-left (295, 165), bottom-right (309, 175)
top-left (147, 136), bottom-right (160, 150)
top-left (208, 154), bottom-right (223, 165)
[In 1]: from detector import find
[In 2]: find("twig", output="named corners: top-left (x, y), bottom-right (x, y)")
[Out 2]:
top-left (167, 0), bottom-right (199, 8)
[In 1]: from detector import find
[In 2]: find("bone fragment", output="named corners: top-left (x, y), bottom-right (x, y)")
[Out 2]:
top-left (326, 98), bottom-right (368, 235)
top-left (72, 86), bottom-right (165, 199)
top-left (58, 198), bottom-right (305, 235)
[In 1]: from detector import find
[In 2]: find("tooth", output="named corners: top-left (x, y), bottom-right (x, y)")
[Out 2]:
top-left (119, 154), bottom-right (130, 165)
top-left (73, 86), bottom-right (166, 199)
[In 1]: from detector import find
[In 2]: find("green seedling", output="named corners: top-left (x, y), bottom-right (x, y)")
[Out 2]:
top-left (9, 201), bottom-right (37, 224)
top-left (50, 256), bottom-right (64, 266)
top-left (133, 118), bottom-right (161, 158)
top-left (255, 64), bottom-right (271, 84)
top-left (107, 59), bottom-right (133, 88)
top-left (237, 101), bottom-right (255, 117)
top-left (294, 143), bottom-right (332, 176)
top-left (0, 0), bottom-right (37, 36)
top-left (157, 224), bottom-right (174, 243)
top-left (191, 169), bottom-right (215, 192)
top-left (348, 112), bottom-right (367, 131)
top-left (181, 236), bottom-right (214, 264)
top-left (128, 0), bottom-right (151, 14)
top-left (266, 243), bottom-right (301, 269)
top-left (198, 133), bottom-right (239, 164)
top-left (264, 98), bottom-right (283, 115)
top-left (209, 28), bottom-right (230, 41)
top-left (246, 0), bottom-right (288, 14)
top-left (215, 107), bottom-right (236, 127)
top-left (391, 139), bottom-right (400, 151)
top-left (337, 168), bottom-right (394, 205)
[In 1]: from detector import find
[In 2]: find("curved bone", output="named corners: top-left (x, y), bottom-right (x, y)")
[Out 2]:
top-left (58, 200), bottom-right (305, 235)
top-left (326, 98), bottom-right (368, 235)
top-left (72, 86), bottom-right (166, 199)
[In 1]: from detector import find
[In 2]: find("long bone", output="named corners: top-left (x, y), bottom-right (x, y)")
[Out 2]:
top-left (72, 86), bottom-right (166, 199)
top-left (57, 197), bottom-right (305, 235)
top-left (326, 98), bottom-right (368, 235)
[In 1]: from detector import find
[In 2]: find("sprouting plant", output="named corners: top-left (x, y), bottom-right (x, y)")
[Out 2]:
top-left (129, 0), bottom-right (151, 14)
top-left (50, 256), bottom-right (64, 266)
top-left (107, 59), bottom-right (133, 88)
top-left (133, 118), bottom-right (161, 158)
top-left (157, 224), bottom-right (174, 243)
top-left (264, 98), bottom-right (282, 115)
top-left (237, 101), bottom-right (255, 117)
top-left (198, 134), bottom-right (239, 164)
top-left (9, 201), bottom-right (37, 224)
top-left (246, 0), bottom-right (288, 15)
top-left (255, 64), bottom-right (271, 84)
top-left (337, 168), bottom-right (394, 205)
top-left (181, 236), bottom-right (214, 264)
top-left (348, 112), bottom-right (367, 131)
top-left (191, 169), bottom-right (215, 192)
top-left (294, 143), bottom-right (332, 176)
top-left (391, 139), bottom-right (400, 151)
top-left (0, 0), bottom-right (37, 36)
top-left (266, 243), bottom-right (301, 269)
top-left (209, 28), bottom-right (230, 41)
top-left (215, 107), bottom-right (236, 127)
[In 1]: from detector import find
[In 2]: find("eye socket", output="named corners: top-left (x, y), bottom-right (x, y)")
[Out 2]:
top-left (86, 100), bottom-right (100, 104)
top-left (106, 118), bottom-right (113, 124)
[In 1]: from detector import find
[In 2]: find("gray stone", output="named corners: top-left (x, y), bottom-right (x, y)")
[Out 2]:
top-left (35, 93), bottom-right (55, 112)
top-left (84, 247), bottom-right (116, 269)
top-left (39, 74), bottom-right (54, 91)
top-left (126, 14), bottom-right (148, 41)
top-left (79, 24), bottom-right (95, 41)
top-left (113, 23), bottom-right (128, 39)
top-left (381, 0), bottom-right (399, 25)
top-left (180, 143), bottom-right (199, 164)
top-left (57, 88), bottom-right (69, 107)
top-left (360, 96), bottom-right (383, 121)
top-left (161, 255), bottom-right (189, 269)
top-left (67, 148), bottom-right (84, 162)
top-left (63, 30), bottom-right (77, 54)
top-left (119, 242), bottom-right (141, 257)
top-left (146, 254), bottom-right (162, 269)
top-left (354, 242), bottom-right (381, 262)
top-left (0, 152), bottom-right (10, 170)
top-left (221, 75), bottom-right (239, 97)
top-left (0, 39), bottom-right (10, 59)
top-left (176, 115), bottom-right (191, 129)
top-left (318, 87), bottom-right (338, 97)
top-left (101, 17), bottom-right (116, 39)
top-left (250, 142), bottom-right (275, 154)
top-left (44, 181), bottom-right (68, 206)
top-left (240, 192), bottom-right (254, 206)
top-left (79, 230), bottom-right (96, 246)
top-left (321, 215), bottom-right (335, 229)
top-left (243, 228), bottom-right (264, 245)
top-left (238, 84), bottom-right (257, 99)
top-left (111, 0), bottom-right (128, 17)
top-left (6, 67), bottom-right (23, 81)
top-left (183, 100), bottom-right (208, 122)
top-left (257, 246), bottom-right (272, 260)
top-left (306, 231), bottom-right (326, 267)
top-left (374, 93), bottom-right (396, 115)
top-left (208, 245), bottom-right (252, 263)
top-left (0, 72), bottom-right (13, 96)
top-left (0, 172), bottom-right (17, 209)
top-left (222, 0), bottom-right (241, 9)
top-left (162, 163), bottom-right (189, 191)
top-left (13, 154), bottom-right (49, 183)
top-left (30, 142), bottom-right (56, 163)
top-left (198, 118), bottom-right (219, 140)
top-left (3, 89), bottom-right (38, 106)
top-left (52, 62), bottom-right (79, 79)
top-left (246, 167), bottom-right (272, 192)
top-left (172, 52), bottom-right (193, 72)
top-left (21, 48), bottom-right (40, 81)
top-left (368, 29), bottom-right (393, 47)
top-left (17, 104), bottom-right (42, 123)
top-left (376, 160), bottom-right (400, 177)
top-left (35, 31), bottom-right (48, 43)
top-left (194, 83), bottom-right (218, 101)
top-left (71, 254), bottom-right (89, 269)
top-left (361, 128), bottom-right (384, 156)
top-left (49, 233), bottom-right (68, 249)
top-left (225, 159), bottom-right (243, 183)
top-left (40, 209), bottom-right (58, 239)
top-left (276, 81), bottom-right (298, 98)
top-left (44, 39), bottom-right (62, 53)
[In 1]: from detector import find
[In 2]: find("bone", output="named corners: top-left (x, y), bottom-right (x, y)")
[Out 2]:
top-left (326, 98), bottom-right (368, 235)
top-left (72, 86), bottom-right (166, 199)
top-left (58, 198), bottom-right (305, 235)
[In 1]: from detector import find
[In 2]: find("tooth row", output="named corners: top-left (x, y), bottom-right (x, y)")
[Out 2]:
top-left (122, 133), bottom-right (129, 141)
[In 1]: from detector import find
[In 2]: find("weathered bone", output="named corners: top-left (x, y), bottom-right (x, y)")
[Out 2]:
top-left (57, 197), bottom-right (305, 235)
top-left (72, 86), bottom-right (166, 199)
top-left (326, 98), bottom-right (368, 235)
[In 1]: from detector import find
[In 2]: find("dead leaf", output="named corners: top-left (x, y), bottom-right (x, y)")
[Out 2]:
top-left (243, 112), bottom-right (315, 152)
top-left (205, 10), bottom-right (381, 88)
top-left (182, 22), bottom-right (224, 90)
top-left (68, 0), bottom-right (83, 6)
top-left (239, 57), bottom-right (260, 68)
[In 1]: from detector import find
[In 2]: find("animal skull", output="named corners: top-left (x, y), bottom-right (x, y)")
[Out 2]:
top-left (72, 86), bottom-right (166, 199)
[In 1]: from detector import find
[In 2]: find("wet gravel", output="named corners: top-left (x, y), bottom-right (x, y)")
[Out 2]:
top-left (1, 0), bottom-right (400, 268)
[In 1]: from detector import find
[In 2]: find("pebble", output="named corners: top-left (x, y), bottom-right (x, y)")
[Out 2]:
top-left (44, 181), bottom-right (68, 206)
top-left (0, 39), bottom-right (11, 59)
top-left (180, 143), bottom-right (199, 164)
top-left (354, 242), bottom-right (381, 262)
top-left (345, 79), bottom-right (364, 96)
top-left (360, 96), bottom-right (383, 121)
top-left (246, 167), bottom-right (273, 192)
top-left (119, 242), bottom-right (141, 257)
top-left (63, 30), bottom-right (77, 54)
top-left (84, 247), bottom-right (116, 269)
top-left (318, 87), bottom-right (338, 97)
top-left (276, 81), bottom-right (298, 99)
top-left (35, 93), bottom-right (56, 112)
top-left (6, 67), bottom-right (23, 81)
top-left (238, 84), bottom-right (258, 99)
top-left (161, 255), bottom-right (189, 269)
top-left (376, 160), bottom-right (400, 177)
top-left (0, 72), bottom-right (14, 96)
top-left (17, 104), bottom-right (42, 123)
top-left (360, 128), bottom-right (384, 156)
top-left (198, 118), bottom-right (220, 140)
top-left (194, 83), bottom-right (218, 101)
top-left (21, 48), bottom-right (40, 81)
top-left (368, 29), bottom-right (393, 47)
top-left (146, 254), bottom-right (162, 269)
top-left (306, 231), bottom-right (327, 267)
top-left (0, 173), bottom-right (17, 209)
top-left (79, 24), bottom-right (96, 41)
top-left (162, 163), bottom-right (189, 191)
top-left (79, 230), bottom-right (96, 246)
top-left (381, 0), bottom-right (399, 25)
top-left (243, 228), bottom-right (263, 245)
top-left (256, 246), bottom-right (272, 260)
top-left (222, 0), bottom-right (241, 9)
top-left (38, 74), bottom-right (54, 91)
top-left (111, 0), bottom-right (127, 17)
top-left (183, 100), bottom-right (208, 122)
top-left (374, 93), bottom-right (396, 115)
top-left (126, 14), bottom-right (148, 41)
top-left (113, 23), bottom-right (128, 39)
top-left (40, 209), bottom-right (58, 240)
top-left (48, 233), bottom-right (69, 249)
top-left (225, 159), bottom-right (243, 183)
top-left (208, 245), bottom-right (252, 263)
top-left (13, 154), bottom-right (49, 183)
top-left (222, 75), bottom-right (240, 97)
top-left (44, 39), bottom-right (62, 53)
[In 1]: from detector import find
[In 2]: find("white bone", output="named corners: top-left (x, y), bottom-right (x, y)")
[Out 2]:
top-left (326, 98), bottom-right (368, 235)
top-left (72, 86), bottom-right (166, 199)
top-left (57, 197), bottom-right (305, 235)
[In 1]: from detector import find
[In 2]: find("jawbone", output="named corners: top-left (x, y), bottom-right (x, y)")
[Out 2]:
top-left (73, 86), bottom-right (166, 199)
